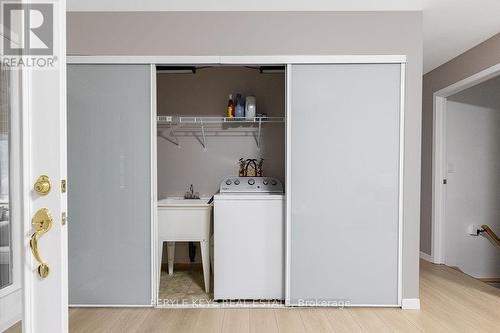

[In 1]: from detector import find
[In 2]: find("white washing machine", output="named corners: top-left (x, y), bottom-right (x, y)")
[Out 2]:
top-left (214, 176), bottom-right (285, 300)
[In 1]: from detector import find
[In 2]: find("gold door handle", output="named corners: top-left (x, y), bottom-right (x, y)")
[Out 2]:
top-left (34, 175), bottom-right (51, 195)
top-left (30, 208), bottom-right (53, 278)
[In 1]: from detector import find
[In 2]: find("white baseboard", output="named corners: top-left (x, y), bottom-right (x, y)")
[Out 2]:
top-left (69, 304), bottom-right (153, 308)
top-left (402, 298), bottom-right (420, 310)
top-left (420, 251), bottom-right (434, 262)
top-left (0, 288), bottom-right (22, 332)
top-left (0, 314), bottom-right (20, 333)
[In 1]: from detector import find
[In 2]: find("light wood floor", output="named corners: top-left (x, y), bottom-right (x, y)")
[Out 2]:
top-left (6, 260), bottom-right (500, 333)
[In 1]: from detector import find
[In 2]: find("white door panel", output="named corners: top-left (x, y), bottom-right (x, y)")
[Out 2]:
top-left (20, 1), bottom-right (67, 332)
top-left (67, 65), bottom-right (152, 305)
top-left (287, 64), bottom-right (402, 306)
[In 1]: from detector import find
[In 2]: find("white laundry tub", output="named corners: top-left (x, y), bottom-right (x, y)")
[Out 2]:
top-left (157, 197), bottom-right (212, 240)
top-left (157, 197), bottom-right (212, 293)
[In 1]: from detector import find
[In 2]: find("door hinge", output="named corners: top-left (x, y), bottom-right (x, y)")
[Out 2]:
top-left (61, 179), bottom-right (66, 193)
top-left (61, 212), bottom-right (67, 225)
top-left (443, 179), bottom-right (447, 185)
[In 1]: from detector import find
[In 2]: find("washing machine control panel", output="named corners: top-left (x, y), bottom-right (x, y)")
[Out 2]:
top-left (220, 177), bottom-right (283, 193)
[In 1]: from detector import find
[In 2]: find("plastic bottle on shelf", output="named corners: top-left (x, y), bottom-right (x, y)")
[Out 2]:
top-left (245, 96), bottom-right (256, 120)
top-left (235, 94), bottom-right (245, 118)
top-left (227, 94), bottom-right (235, 118)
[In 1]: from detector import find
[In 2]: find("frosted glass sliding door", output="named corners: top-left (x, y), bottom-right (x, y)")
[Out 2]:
top-left (68, 65), bottom-right (151, 305)
top-left (288, 64), bottom-right (402, 306)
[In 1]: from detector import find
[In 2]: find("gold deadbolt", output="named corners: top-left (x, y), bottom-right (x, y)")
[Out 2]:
top-left (34, 175), bottom-right (51, 195)
top-left (30, 208), bottom-right (53, 278)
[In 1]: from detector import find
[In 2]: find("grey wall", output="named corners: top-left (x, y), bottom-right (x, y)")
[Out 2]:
top-left (157, 66), bottom-right (285, 199)
top-left (420, 33), bottom-right (500, 255)
top-left (67, 10), bottom-right (423, 300)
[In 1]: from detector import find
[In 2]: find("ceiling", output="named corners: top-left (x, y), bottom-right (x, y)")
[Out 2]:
top-left (66, 0), bottom-right (500, 73)
top-left (66, 1), bottom-right (423, 11)
top-left (423, 0), bottom-right (500, 73)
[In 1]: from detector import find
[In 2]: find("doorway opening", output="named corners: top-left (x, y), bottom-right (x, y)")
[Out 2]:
top-left (432, 64), bottom-right (500, 287)
top-left (154, 65), bottom-right (287, 306)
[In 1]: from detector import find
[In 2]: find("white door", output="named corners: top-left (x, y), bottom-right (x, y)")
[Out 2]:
top-left (67, 65), bottom-right (152, 306)
top-left (287, 63), bottom-right (404, 306)
top-left (12, 0), bottom-right (67, 332)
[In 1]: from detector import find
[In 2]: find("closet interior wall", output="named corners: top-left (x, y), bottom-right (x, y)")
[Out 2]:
top-left (157, 66), bottom-right (286, 263)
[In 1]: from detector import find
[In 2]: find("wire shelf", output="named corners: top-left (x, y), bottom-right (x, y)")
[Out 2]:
top-left (157, 115), bottom-right (285, 125)
top-left (156, 115), bottom-right (285, 151)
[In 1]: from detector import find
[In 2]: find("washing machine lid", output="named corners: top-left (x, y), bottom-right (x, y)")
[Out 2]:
top-left (214, 193), bottom-right (285, 200)
top-left (219, 177), bottom-right (284, 194)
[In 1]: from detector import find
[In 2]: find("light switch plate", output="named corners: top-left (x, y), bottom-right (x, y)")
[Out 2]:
top-left (467, 224), bottom-right (482, 236)
top-left (447, 162), bottom-right (456, 173)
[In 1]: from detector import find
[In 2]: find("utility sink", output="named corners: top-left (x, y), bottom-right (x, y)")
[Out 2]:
top-left (157, 197), bottom-right (211, 207)
top-left (157, 196), bottom-right (212, 293)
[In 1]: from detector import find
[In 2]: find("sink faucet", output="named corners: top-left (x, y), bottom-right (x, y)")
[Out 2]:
top-left (184, 184), bottom-right (200, 199)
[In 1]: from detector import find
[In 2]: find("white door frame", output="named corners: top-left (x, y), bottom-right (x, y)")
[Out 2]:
top-left (67, 55), bottom-right (406, 65)
top-left (431, 63), bottom-right (500, 264)
top-left (150, 64), bottom-right (158, 306)
top-left (20, 0), bottom-right (68, 331)
top-left (67, 55), bottom-right (406, 308)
